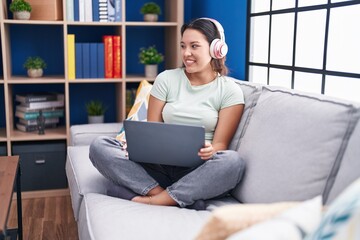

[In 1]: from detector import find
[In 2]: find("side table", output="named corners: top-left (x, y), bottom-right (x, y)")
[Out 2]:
top-left (0, 156), bottom-right (23, 240)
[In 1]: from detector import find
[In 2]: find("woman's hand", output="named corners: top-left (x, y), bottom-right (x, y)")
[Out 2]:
top-left (120, 140), bottom-right (128, 158)
top-left (198, 142), bottom-right (214, 160)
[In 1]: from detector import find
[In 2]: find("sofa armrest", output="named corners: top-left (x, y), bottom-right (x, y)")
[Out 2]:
top-left (70, 122), bottom-right (123, 146)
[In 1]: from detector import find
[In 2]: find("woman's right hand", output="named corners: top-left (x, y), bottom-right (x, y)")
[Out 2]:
top-left (120, 140), bottom-right (128, 157)
top-left (198, 142), bottom-right (215, 160)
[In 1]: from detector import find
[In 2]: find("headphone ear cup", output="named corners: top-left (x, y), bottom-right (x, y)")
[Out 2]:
top-left (210, 38), bottom-right (228, 59)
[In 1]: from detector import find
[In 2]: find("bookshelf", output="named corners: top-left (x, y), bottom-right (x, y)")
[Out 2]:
top-left (0, 0), bottom-right (183, 195)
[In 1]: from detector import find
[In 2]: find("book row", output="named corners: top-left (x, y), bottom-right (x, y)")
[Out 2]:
top-left (67, 0), bottom-right (122, 22)
top-left (67, 35), bottom-right (122, 79)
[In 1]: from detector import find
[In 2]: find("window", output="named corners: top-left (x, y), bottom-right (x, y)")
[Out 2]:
top-left (247, 0), bottom-right (360, 103)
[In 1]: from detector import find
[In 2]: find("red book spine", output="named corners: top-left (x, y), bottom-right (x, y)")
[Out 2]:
top-left (113, 35), bottom-right (121, 78)
top-left (103, 35), bottom-right (113, 78)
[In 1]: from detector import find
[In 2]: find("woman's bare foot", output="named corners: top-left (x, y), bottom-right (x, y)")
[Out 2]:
top-left (132, 190), bottom-right (177, 206)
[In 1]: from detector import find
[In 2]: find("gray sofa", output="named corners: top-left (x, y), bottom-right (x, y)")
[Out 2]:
top-left (66, 80), bottom-right (360, 240)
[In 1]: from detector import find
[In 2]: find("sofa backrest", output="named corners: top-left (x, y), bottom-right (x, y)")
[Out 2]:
top-left (70, 123), bottom-right (123, 146)
top-left (230, 82), bottom-right (360, 205)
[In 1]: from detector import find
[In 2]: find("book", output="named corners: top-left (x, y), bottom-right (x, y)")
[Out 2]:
top-left (66, 0), bottom-right (74, 21)
top-left (67, 34), bottom-right (76, 80)
top-left (16, 94), bottom-right (64, 111)
top-left (103, 36), bottom-right (113, 78)
top-left (92, 0), bottom-right (100, 21)
top-left (75, 42), bottom-right (83, 78)
top-left (15, 92), bottom-right (58, 103)
top-left (113, 35), bottom-right (121, 78)
top-left (90, 43), bottom-right (98, 78)
top-left (97, 43), bottom-right (105, 78)
top-left (84, 0), bottom-right (93, 22)
top-left (107, 0), bottom-right (115, 22)
top-left (82, 43), bottom-right (91, 78)
top-left (79, 0), bottom-right (85, 21)
top-left (15, 109), bottom-right (65, 120)
top-left (16, 123), bottom-right (58, 132)
top-left (19, 117), bottom-right (59, 126)
top-left (74, 0), bottom-right (79, 21)
top-left (114, 0), bottom-right (121, 22)
top-left (99, 0), bottom-right (108, 22)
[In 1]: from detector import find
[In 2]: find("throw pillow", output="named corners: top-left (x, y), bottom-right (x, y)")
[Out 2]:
top-left (195, 201), bottom-right (300, 240)
top-left (331, 210), bottom-right (360, 240)
top-left (116, 80), bottom-right (152, 142)
top-left (305, 177), bottom-right (360, 240)
top-left (227, 196), bottom-right (323, 240)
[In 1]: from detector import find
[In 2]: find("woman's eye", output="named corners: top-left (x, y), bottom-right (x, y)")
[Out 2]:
top-left (192, 45), bottom-right (198, 49)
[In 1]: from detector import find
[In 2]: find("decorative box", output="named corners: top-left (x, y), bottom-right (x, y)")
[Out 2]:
top-left (27, 0), bottom-right (63, 21)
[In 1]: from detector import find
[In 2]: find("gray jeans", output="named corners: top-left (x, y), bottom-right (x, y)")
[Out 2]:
top-left (89, 136), bottom-right (245, 207)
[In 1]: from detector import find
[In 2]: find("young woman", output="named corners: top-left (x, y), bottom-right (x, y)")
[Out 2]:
top-left (89, 18), bottom-right (245, 210)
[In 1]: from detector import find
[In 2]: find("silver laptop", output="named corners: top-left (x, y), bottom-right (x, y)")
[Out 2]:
top-left (124, 120), bottom-right (205, 167)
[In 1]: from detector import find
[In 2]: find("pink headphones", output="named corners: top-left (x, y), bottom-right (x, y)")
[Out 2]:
top-left (200, 18), bottom-right (228, 59)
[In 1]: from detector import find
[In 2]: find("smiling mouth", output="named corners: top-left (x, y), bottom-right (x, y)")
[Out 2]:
top-left (184, 59), bottom-right (196, 65)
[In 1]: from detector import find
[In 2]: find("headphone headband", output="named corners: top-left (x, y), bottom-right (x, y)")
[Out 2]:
top-left (199, 17), bottom-right (226, 42)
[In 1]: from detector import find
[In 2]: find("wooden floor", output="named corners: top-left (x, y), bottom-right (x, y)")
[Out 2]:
top-left (8, 195), bottom-right (78, 240)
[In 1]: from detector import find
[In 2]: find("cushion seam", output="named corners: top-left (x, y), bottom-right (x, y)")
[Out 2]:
top-left (83, 194), bottom-right (95, 240)
top-left (67, 146), bottom-right (86, 195)
top-left (322, 107), bottom-right (360, 204)
top-left (263, 87), bottom-right (359, 108)
top-left (233, 82), bottom-right (260, 143)
top-left (236, 87), bottom-right (262, 149)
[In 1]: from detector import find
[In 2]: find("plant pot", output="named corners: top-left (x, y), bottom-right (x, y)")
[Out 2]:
top-left (143, 14), bottom-right (158, 22)
top-left (27, 69), bottom-right (43, 78)
top-left (88, 115), bottom-right (104, 124)
top-left (145, 64), bottom-right (158, 78)
top-left (14, 11), bottom-right (31, 20)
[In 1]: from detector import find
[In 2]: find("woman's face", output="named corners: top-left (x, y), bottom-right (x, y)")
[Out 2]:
top-left (181, 29), bottom-right (212, 74)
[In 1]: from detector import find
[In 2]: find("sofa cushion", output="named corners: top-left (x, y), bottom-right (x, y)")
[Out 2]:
top-left (116, 80), bottom-right (152, 142)
top-left (78, 193), bottom-right (211, 240)
top-left (228, 80), bottom-right (262, 151)
top-left (232, 86), bottom-right (360, 203)
top-left (70, 122), bottom-right (122, 146)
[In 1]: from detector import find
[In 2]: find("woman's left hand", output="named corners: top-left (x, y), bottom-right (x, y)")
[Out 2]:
top-left (198, 142), bottom-right (214, 160)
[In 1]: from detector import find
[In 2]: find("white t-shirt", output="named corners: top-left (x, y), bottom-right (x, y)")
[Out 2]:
top-left (150, 68), bottom-right (245, 141)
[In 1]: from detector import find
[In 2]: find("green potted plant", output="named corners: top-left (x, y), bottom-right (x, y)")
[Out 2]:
top-left (23, 56), bottom-right (47, 78)
top-left (140, 2), bottom-right (161, 22)
top-left (139, 45), bottom-right (164, 78)
top-left (9, 0), bottom-right (32, 20)
top-left (85, 100), bottom-right (107, 124)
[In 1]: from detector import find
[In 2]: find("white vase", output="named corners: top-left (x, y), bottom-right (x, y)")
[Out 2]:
top-left (88, 115), bottom-right (104, 124)
top-left (144, 14), bottom-right (158, 22)
top-left (27, 69), bottom-right (43, 78)
top-left (145, 64), bottom-right (158, 78)
top-left (14, 11), bottom-right (31, 20)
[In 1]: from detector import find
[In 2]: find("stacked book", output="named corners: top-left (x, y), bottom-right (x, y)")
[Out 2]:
top-left (15, 92), bottom-right (65, 132)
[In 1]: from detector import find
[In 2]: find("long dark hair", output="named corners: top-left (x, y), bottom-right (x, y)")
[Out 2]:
top-left (181, 18), bottom-right (229, 76)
